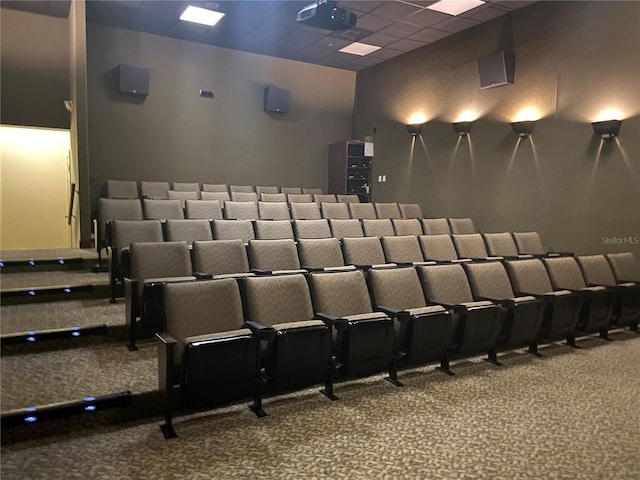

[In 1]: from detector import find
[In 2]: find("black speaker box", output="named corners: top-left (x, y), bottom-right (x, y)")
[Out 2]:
top-left (263, 86), bottom-right (290, 113)
top-left (477, 52), bottom-right (515, 89)
top-left (118, 64), bottom-right (150, 96)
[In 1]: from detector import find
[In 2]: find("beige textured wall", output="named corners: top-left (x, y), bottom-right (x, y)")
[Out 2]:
top-left (354, 1), bottom-right (640, 256)
top-left (86, 24), bottom-right (356, 217)
top-left (0, 8), bottom-right (70, 129)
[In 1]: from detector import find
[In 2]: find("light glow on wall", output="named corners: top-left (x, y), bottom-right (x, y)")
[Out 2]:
top-left (456, 110), bottom-right (479, 122)
top-left (407, 113), bottom-right (427, 125)
top-left (513, 108), bottom-right (542, 122)
top-left (594, 109), bottom-right (623, 122)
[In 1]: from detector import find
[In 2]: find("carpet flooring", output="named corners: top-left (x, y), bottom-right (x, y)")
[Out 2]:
top-left (2, 331), bottom-right (639, 480)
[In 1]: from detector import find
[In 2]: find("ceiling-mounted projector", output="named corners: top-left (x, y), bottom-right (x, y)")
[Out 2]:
top-left (297, 1), bottom-right (357, 30)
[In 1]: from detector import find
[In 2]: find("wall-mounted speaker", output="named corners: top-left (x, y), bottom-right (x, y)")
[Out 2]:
top-left (263, 86), bottom-right (290, 113)
top-left (118, 64), bottom-right (150, 96)
top-left (477, 52), bottom-right (515, 89)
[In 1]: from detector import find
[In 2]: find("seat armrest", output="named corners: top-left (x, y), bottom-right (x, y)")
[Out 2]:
top-left (251, 269), bottom-right (273, 275)
top-left (377, 305), bottom-right (411, 323)
top-left (303, 265), bottom-right (326, 272)
top-left (156, 332), bottom-right (177, 394)
top-left (316, 312), bottom-right (349, 330)
top-left (245, 320), bottom-right (275, 341)
top-left (194, 272), bottom-right (213, 280)
top-left (156, 332), bottom-right (177, 345)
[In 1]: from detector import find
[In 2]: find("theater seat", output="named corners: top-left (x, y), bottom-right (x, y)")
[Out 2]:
top-left (157, 279), bottom-right (262, 438)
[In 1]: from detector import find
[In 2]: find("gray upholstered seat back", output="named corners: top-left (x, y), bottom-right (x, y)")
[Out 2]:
top-left (99, 198), bottom-right (143, 221)
top-left (314, 194), bottom-right (336, 204)
top-left (512, 232), bottom-right (545, 255)
top-left (381, 235), bottom-right (424, 263)
top-left (164, 279), bottom-right (245, 360)
top-left (201, 184), bottom-right (228, 193)
top-left (348, 202), bottom-right (377, 219)
top-left (392, 219), bottom-right (423, 236)
top-left (329, 219), bottom-right (364, 240)
top-left (260, 193), bottom-right (287, 202)
top-left (418, 234), bottom-right (458, 261)
top-left (337, 194), bottom-right (360, 203)
top-left (165, 219), bottom-right (213, 244)
top-left (130, 241), bottom-right (193, 280)
top-left (143, 199), bottom-right (184, 220)
top-left (543, 257), bottom-right (587, 291)
top-left (229, 185), bottom-right (255, 193)
top-left (398, 203), bottom-right (423, 219)
top-left (193, 239), bottom-right (250, 275)
top-left (342, 237), bottom-right (387, 265)
top-left (172, 182), bottom-right (200, 192)
top-left (505, 259), bottom-right (554, 294)
top-left (464, 261), bottom-right (515, 299)
top-left (311, 270), bottom-right (373, 317)
top-left (106, 180), bottom-right (139, 199)
top-left (290, 202), bottom-right (321, 219)
top-left (248, 239), bottom-right (300, 271)
top-left (200, 191), bottom-right (230, 202)
top-left (140, 181), bottom-right (170, 199)
top-left (212, 220), bottom-right (255, 243)
top-left (576, 255), bottom-right (616, 287)
top-left (362, 219), bottom-right (395, 237)
top-left (168, 190), bottom-right (199, 208)
top-left (303, 188), bottom-right (324, 195)
top-left (231, 191), bottom-right (259, 202)
top-left (258, 201), bottom-right (291, 220)
top-left (185, 200), bottom-right (223, 220)
top-left (112, 220), bottom-right (163, 256)
top-left (298, 238), bottom-right (345, 269)
top-left (483, 232), bottom-right (519, 257)
top-left (255, 186), bottom-right (280, 195)
top-left (369, 267), bottom-right (427, 311)
top-left (224, 201), bottom-right (259, 220)
top-left (452, 233), bottom-right (489, 259)
top-left (448, 217), bottom-right (476, 234)
top-left (421, 218), bottom-right (451, 235)
top-left (294, 219), bottom-right (331, 239)
top-left (374, 202), bottom-right (401, 219)
top-left (281, 186), bottom-right (303, 195)
top-left (287, 193), bottom-right (313, 203)
top-left (254, 220), bottom-right (294, 240)
top-left (606, 252), bottom-right (640, 282)
top-left (419, 264), bottom-right (474, 304)
top-left (321, 202), bottom-right (350, 219)
top-left (244, 274), bottom-right (314, 327)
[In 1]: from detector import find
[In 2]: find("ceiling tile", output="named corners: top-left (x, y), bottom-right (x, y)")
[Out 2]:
top-left (407, 27), bottom-right (450, 43)
top-left (461, 5), bottom-right (508, 22)
top-left (349, 56), bottom-right (385, 68)
top-left (340, 1), bottom-right (386, 14)
top-left (431, 16), bottom-right (479, 33)
top-left (405, 8), bottom-right (451, 27)
top-left (369, 1), bottom-right (423, 20)
top-left (367, 48), bottom-right (406, 60)
top-left (360, 32), bottom-right (402, 47)
top-left (355, 13), bottom-right (395, 31)
top-left (386, 38), bottom-right (426, 52)
top-left (377, 21), bottom-right (423, 38)
top-left (485, 0), bottom-right (537, 9)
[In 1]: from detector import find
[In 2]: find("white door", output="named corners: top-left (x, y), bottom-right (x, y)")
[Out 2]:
top-left (0, 125), bottom-right (72, 250)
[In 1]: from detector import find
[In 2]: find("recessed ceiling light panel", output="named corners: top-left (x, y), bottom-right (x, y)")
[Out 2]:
top-left (180, 5), bottom-right (225, 27)
top-left (339, 42), bottom-right (381, 56)
top-left (427, 0), bottom-right (485, 16)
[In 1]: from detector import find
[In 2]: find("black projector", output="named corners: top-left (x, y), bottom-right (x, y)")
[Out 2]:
top-left (297, 1), bottom-right (356, 30)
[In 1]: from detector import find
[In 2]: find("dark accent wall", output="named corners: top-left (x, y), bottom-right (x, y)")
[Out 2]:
top-left (354, 1), bottom-right (640, 256)
top-left (0, 8), bottom-right (70, 129)
top-left (86, 24), bottom-right (356, 218)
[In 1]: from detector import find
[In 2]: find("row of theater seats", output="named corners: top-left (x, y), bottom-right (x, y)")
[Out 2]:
top-left (104, 179), bottom-right (325, 199)
top-left (129, 239), bottom-right (639, 438)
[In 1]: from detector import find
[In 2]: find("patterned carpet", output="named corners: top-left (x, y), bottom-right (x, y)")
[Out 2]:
top-left (2, 331), bottom-right (639, 480)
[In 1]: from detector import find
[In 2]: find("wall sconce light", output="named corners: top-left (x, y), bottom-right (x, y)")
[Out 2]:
top-left (452, 121), bottom-right (472, 136)
top-left (591, 120), bottom-right (621, 139)
top-left (511, 121), bottom-right (535, 138)
top-left (406, 124), bottom-right (423, 137)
